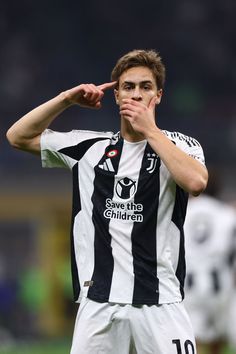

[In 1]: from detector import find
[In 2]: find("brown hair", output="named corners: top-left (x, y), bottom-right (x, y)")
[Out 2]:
top-left (111, 49), bottom-right (166, 89)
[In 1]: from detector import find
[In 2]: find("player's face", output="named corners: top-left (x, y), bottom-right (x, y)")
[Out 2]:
top-left (114, 66), bottom-right (162, 107)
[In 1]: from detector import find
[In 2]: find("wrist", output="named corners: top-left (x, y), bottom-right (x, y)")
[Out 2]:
top-left (58, 91), bottom-right (74, 108)
top-left (144, 126), bottom-right (162, 140)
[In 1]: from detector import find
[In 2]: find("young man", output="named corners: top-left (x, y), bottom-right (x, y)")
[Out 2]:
top-left (7, 49), bottom-right (208, 354)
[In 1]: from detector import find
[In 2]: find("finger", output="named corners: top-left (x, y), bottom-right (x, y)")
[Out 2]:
top-left (84, 99), bottom-right (102, 110)
top-left (83, 84), bottom-right (102, 97)
top-left (120, 103), bottom-right (138, 112)
top-left (94, 101), bottom-right (102, 109)
top-left (121, 114), bottom-right (133, 124)
top-left (89, 96), bottom-right (104, 108)
top-left (119, 108), bottom-right (133, 117)
top-left (83, 84), bottom-right (104, 103)
top-left (122, 99), bottom-right (145, 108)
top-left (84, 90), bottom-right (104, 102)
top-left (98, 81), bottom-right (117, 91)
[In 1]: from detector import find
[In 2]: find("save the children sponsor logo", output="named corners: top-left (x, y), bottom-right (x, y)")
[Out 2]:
top-left (115, 177), bottom-right (136, 199)
top-left (103, 177), bottom-right (143, 222)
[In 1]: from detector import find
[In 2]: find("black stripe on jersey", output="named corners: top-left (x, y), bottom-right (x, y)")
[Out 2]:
top-left (71, 163), bottom-right (81, 301)
top-left (131, 144), bottom-right (160, 304)
top-left (172, 186), bottom-right (188, 299)
top-left (59, 136), bottom-right (110, 301)
top-left (88, 139), bottom-right (124, 302)
top-left (59, 137), bottom-right (109, 161)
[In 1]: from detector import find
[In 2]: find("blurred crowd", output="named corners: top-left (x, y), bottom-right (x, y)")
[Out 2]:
top-left (1, 0), bottom-right (236, 183)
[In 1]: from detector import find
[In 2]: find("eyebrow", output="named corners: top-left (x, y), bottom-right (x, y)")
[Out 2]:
top-left (122, 80), bottom-right (153, 86)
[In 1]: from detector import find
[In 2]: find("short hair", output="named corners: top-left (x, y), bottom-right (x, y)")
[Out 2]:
top-left (111, 49), bottom-right (166, 90)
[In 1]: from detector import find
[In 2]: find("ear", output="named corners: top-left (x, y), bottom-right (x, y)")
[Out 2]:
top-left (114, 89), bottom-right (119, 104)
top-left (155, 89), bottom-right (163, 105)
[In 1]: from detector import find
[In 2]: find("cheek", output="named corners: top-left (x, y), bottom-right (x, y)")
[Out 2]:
top-left (117, 91), bottom-right (131, 103)
top-left (120, 90), bottom-right (129, 96)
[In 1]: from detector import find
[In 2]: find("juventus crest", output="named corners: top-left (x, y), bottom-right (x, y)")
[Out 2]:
top-left (146, 153), bottom-right (159, 173)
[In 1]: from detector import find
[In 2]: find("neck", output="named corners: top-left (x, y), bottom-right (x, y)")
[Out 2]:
top-left (120, 117), bottom-right (145, 142)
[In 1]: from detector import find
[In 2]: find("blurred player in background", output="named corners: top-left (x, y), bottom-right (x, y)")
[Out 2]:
top-left (6, 49), bottom-right (208, 354)
top-left (184, 170), bottom-right (236, 354)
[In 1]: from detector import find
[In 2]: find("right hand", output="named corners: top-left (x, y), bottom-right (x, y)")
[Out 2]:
top-left (63, 81), bottom-right (117, 109)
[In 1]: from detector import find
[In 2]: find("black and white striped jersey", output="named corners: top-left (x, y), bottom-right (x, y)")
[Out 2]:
top-left (41, 129), bottom-right (205, 305)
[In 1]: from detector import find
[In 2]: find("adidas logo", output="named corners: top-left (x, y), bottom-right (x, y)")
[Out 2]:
top-left (98, 158), bottom-right (115, 172)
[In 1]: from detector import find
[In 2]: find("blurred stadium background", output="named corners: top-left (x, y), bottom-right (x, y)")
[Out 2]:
top-left (0, 0), bottom-right (236, 353)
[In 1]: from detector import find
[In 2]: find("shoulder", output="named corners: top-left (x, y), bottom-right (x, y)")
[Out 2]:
top-left (42, 129), bottom-right (116, 147)
top-left (162, 130), bottom-right (205, 165)
top-left (43, 128), bottom-right (115, 139)
top-left (41, 129), bottom-right (118, 157)
top-left (71, 129), bottom-right (115, 137)
top-left (162, 130), bottom-right (201, 148)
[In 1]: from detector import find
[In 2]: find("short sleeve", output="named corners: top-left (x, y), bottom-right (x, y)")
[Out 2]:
top-left (40, 129), bottom-right (114, 169)
top-left (181, 138), bottom-right (206, 166)
top-left (41, 129), bottom-right (78, 169)
top-left (163, 131), bottom-right (206, 166)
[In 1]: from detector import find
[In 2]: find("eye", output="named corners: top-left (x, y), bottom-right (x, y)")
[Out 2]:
top-left (143, 84), bottom-right (152, 90)
top-left (123, 84), bottom-right (133, 91)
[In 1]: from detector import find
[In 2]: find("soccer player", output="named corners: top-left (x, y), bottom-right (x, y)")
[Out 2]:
top-left (7, 49), bottom-right (208, 354)
top-left (184, 172), bottom-right (236, 354)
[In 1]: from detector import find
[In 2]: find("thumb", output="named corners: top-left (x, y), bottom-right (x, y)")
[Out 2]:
top-left (148, 96), bottom-right (158, 110)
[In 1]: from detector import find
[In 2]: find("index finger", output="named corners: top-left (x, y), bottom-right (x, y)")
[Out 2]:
top-left (98, 81), bottom-right (117, 91)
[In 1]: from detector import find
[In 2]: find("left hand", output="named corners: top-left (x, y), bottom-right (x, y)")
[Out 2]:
top-left (119, 96), bottom-right (158, 137)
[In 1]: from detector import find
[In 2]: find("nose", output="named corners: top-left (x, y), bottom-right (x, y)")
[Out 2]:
top-left (132, 86), bottom-right (142, 101)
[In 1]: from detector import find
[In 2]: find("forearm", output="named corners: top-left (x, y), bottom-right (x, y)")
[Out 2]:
top-left (146, 128), bottom-right (208, 196)
top-left (7, 81), bottom-right (116, 154)
top-left (6, 92), bottom-right (71, 152)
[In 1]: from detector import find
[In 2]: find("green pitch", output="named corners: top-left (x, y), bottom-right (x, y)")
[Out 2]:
top-left (0, 340), bottom-right (70, 354)
top-left (1, 341), bottom-right (235, 354)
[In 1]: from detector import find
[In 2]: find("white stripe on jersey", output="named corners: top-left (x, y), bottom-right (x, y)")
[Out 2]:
top-left (156, 163), bottom-right (182, 303)
top-left (108, 140), bottom-right (146, 303)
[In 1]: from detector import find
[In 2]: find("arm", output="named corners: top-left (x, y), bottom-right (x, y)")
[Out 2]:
top-left (120, 97), bottom-right (208, 196)
top-left (145, 129), bottom-right (208, 196)
top-left (6, 82), bottom-right (116, 155)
